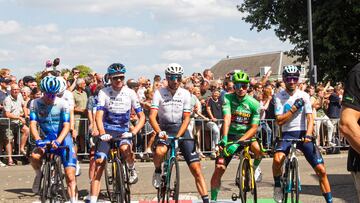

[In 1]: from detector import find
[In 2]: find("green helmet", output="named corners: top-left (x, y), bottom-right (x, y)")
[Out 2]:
top-left (232, 70), bottom-right (250, 83)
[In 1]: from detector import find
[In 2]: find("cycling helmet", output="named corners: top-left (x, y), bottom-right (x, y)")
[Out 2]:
top-left (282, 65), bottom-right (300, 78)
top-left (232, 70), bottom-right (250, 83)
top-left (107, 63), bottom-right (126, 76)
top-left (40, 76), bottom-right (61, 94)
top-left (165, 63), bottom-right (184, 75)
top-left (56, 76), bottom-right (67, 94)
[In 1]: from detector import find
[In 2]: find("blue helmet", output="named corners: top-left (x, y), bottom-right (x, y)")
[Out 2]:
top-left (107, 63), bottom-right (126, 76)
top-left (40, 76), bottom-right (61, 94)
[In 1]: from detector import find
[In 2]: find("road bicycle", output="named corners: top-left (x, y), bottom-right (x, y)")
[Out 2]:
top-left (230, 139), bottom-right (257, 203)
top-left (104, 137), bottom-right (131, 203)
top-left (39, 142), bottom-right (69, 203)
top-left (279, 138), bottom-right (304, 203)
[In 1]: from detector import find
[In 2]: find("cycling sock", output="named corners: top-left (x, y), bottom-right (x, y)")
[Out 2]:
top-left (210, 188), bottom-right (219, 201)
top-left (90, 196), bottom-right (97, 203)
top-left (253, 158), bottom-right (262, 169)
top-left (201, 195), bottom-right (209, 203)
top-left (155, 167), bottom-right (162, 173)
top-left (70, 197), bottom-right (77, 203)
top-left (274, 176), bottom-right (281, 187)
top-left (35, 169), bottom-right (41, 176)
top-left (323, 192), bottom-right (333, 203)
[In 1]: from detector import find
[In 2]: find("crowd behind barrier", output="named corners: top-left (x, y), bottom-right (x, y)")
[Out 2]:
top-left (0, 117), bottom-right (348, 160)
top-left (0, 65), bottom-right (345, 166)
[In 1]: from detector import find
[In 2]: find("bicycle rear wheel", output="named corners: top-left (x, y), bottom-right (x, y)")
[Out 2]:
top-left (290, 159), bottom-right (300, 203)
top-left (166, 158), bottom-right (180, 203)
top-left (113, 158), bottom-right (126, 203)
top-left (283, 159), bottom-right (290, 203)
top-left (40, 162), bottom-right (50, 203)
top-left (239, 157), bottom-right (257, 203)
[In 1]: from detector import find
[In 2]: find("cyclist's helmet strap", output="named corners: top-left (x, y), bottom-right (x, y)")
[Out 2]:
top-left (165, 63), bottom-right (184, 75)
top-left (107, 63), bottom-right (126, 76)
top-left (282, 65), bottom-right (300, 78)
top-left (232, 70), bottom-right (250, 83)
top-left (40, 76), bottom-right (61, 94)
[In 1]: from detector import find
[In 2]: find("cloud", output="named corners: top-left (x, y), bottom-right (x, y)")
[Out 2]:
top-left (0, 49), bottom-right (14, 62)
top-left (0, 20), bottom-right (21, 35)
top-left (161, 45), bottom-right (225, 61)
top-left (15, 0), bottom-right (241, 20)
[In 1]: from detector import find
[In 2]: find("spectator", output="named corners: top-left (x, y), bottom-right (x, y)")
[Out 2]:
top-left (137, 77), bottom-right (147, 102)
top-left (73, 78), bottom-right (88, 154)
top-left (192, 87), bottom-right (209, 159)
top-left (327, 86), bottom-right (342, 119)
top-left (3, 84), bottom-right (29, 164)
top-left (21, 86), bottom-right (31, 118)
top-left (258, 87), bottom-right (273, 148)
top-left (9, 75), bottom-right (17, 85)
top-left (18, 79), bottom-right (24, 89)
top-left (68, 67), bottom-right (81, 92)
top-left (205, 89), bottom-right (223, 158)
top-left (0, 68), bottom-right (10, 79)
top-left (203, 69), bottom-right (214, 82)
top-left (23, 76), bottom-right (37, 90)
top-left (0, 77), bottom-right (10, 167)
top-left (141, 88), bottom-right (155, 157)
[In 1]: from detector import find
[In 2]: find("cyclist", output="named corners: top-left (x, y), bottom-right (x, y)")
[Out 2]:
top-left (272, 65), bottom-right (332, 203)
top-left (30, 76), bottom-right (78, 202)
top-left (210, 70), bottom-right (262, 201)
top-left (149, 63), bottom-right (209, 203)
top-left (89, 63), bottom-right (145, 203)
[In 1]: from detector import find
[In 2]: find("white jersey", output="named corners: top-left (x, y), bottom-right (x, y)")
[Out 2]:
top-left (151, 87), bottom-right (191, 127)
top-left (275, 89), bottom-right (312, 132)
top-left (61, 90), bottom-right (75, 109)
top-left (97, 86), bottom-right (142, 134)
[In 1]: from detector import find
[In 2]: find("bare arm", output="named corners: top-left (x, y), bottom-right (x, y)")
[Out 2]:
top-left (239, 124), bottom-right (258, 141)
top-left (95, 110), bottom-right (106, 135)
top-left (149, 109), bottom-right (161, 134)
top-left (176, 113), bottom-right (190, 138)
top-left (132, 111), bottom-right (145, 135)
top-left (306, 113), bottom-right (314, 136)
top-left (30, 120), bottom-right (41, 141)
top-left (276, 105), bottom-right (298, 126)
top-left (339, 107), bottom-right (360, 153)
top-left (56, 122), bottom-right (70, 144)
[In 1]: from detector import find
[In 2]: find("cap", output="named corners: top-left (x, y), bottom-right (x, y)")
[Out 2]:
top-left (0, 77), bottom-right (11, 83)
top-left (23, 76), bottom-right (36, 84)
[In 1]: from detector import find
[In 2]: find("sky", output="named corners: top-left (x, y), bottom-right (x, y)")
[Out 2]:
top-left (0, 0), bottom-right (293, 80)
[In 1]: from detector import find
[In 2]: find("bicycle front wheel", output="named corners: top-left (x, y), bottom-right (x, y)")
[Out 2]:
top-left (40, 162), bottom-right (50, 203)
top-left (239, 157), bottom-right (257, 203)
top-left (122, 160), bottom-right (131, 203)
top-left (290, 158), bottom-right (300, 203)
top-left (113, 159), bottom-right (126, 203)
top-left (166, 158), bottom-right (180, 203)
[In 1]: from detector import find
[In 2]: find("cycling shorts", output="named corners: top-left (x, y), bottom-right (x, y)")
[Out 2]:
top-left (215, 134), bottom-right (255, 167)
top-left (34, 134), bottom-right (77, 168)
top-left (275, 130), bottom-right (324, 168)
top-left (95, 137), bottom-right (132, 161)
top-left (154, 128), bottom-right (199, 165)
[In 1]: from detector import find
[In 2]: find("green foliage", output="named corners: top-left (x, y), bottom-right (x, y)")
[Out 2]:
top-left (238, 0), bottom-right (360, 82)
top-left (71, 65), bottom-right (93, 79)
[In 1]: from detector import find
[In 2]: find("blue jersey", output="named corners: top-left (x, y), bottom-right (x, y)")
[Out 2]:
top-left (29, 97), bottom-right (70, 140)
top-left (97, 86), bottom-right (142, 136)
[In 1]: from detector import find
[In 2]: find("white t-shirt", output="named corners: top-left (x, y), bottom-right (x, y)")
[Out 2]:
top-left (151, 87), bottom-right (191, 127)
top-left (275, 89), bottom-right (312, 132)
top-left (61, 90), bottom-right (75, 110)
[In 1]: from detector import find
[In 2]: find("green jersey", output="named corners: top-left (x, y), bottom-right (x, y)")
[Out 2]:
top-left (223, 94), bottom-right (260, 138)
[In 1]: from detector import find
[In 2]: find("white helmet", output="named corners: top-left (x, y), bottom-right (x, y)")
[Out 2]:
top-left (57, 76), bottom-right (67, 94)
top-left (165, 63), bottom-right (184, 75)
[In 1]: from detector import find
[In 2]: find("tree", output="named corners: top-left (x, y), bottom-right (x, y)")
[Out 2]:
top-left (238, 0), bottom-right (360, 82)
top-left (71, 65), bottom-right (93, 79)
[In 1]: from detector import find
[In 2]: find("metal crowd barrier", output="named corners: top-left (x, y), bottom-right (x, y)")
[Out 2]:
top-left (0, 117), bottom-right (348, 159)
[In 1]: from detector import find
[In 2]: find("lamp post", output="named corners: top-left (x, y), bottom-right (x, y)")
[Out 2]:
top-left (307, 0), bottom-right (316, 84)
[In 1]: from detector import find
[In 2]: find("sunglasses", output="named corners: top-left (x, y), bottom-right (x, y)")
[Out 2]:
top-left (234, 83), bottom-right (249, 90)
top-left (111, 75), bottom-right (125, 81)
top-left (44, 92), bottom-right (57, 100)
top-left (73, 71), bottom-right (80, 74)
top-left (166, 75), bottom-right (182, 81)
top-left (284, 76), bottom-right (299, 83)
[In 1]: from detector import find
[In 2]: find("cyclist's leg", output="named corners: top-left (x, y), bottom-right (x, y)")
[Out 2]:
top-left (153, 136), bottom-right (169, 169)
top-left (30, 147), bottom-right (45, 193)
top-left (272, 132), bottom-right (292, 186)
top-left (90, 139), bottom-right (110, 200)
top-left (299, 138), bottom-right (332, 202)
top-left (210, 152), bottom-right (233, 201)
top-left (179, 138), bottom-right (209, 202)
top-left (119, 139), bottom-right (138, 183)
top-left (60, 134), bottom-right (78, 201)
top-left (250, 140), bottom-right (264, 169)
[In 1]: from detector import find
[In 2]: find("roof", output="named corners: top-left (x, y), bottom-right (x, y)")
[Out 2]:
top-left (211, 51), bottom-right (308, 80)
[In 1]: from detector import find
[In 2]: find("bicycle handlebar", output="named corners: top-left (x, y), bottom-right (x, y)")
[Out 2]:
top-left (277, 138), bottom-right (304, 142)
top-left (225, 139), bottom-right (252, 147)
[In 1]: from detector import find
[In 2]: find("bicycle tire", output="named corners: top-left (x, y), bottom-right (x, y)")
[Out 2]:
top-left (40, 162), bottom-right (50, 203)
top-left (290, 159), bottom-right (300, 203)
top-left (114, 158), bottom-right (126, 203)
top-left (239, 157), bottom-right (257, 203)
top-left (166, 158), bottom-right (180, 203)
top-left (283, 159), bottom-right (290, 203)
top-left (105, 161), bottom-right (114, 202)
top-left (121, 159), bottom-right (131, 203)
top-left (55, 157), bottom-right (68, 202)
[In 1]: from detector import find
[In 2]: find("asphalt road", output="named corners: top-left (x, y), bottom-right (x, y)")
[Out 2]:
top-left (0, 153), bottom-right (357, 203)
